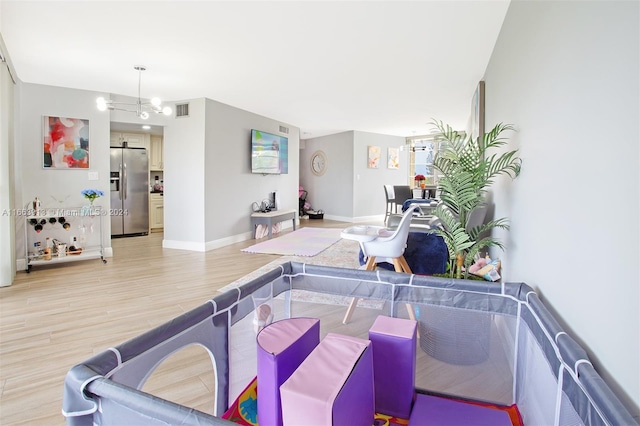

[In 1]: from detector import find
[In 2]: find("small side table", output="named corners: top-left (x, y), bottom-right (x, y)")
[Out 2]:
top-left (250, 209), bottom-right (296, 239)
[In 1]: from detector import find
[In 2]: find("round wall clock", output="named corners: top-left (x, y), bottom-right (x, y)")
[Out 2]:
top-left (310, 150), bottom-right (327, 176)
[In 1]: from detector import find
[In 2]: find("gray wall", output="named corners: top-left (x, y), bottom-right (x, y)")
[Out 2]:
top-left (485, 0), bottom-right (639, 415)
top-left (353, 131), bottom-right (407, 219)
top-left (14, 82), bottom-right (112, 264)
top-left (300, 132), bottom-right (355, 220)
top-left (203, 98), bottom-right (299, 245)
top-left (163, 97), bottom-right (299, 251)
top-left (300, 131), bottom-right (407, 222)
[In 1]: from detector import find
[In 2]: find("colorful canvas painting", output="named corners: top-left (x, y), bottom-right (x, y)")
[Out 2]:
top-left (387, 147), bottom-right (399, 169)
top-left (368, 145), bottom-right (381, 169)
top-left (43, 116), bottom-right (90, 168)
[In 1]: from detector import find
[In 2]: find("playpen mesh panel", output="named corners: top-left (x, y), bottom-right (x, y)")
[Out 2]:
top-left (558, 385), bottom-right (587, 426)
top-left (516, 317), bottom-right (562, 425)
top-left (63, 263), bottom-right (638, 426)
top-left (412, 303), bottom-right (515, 405)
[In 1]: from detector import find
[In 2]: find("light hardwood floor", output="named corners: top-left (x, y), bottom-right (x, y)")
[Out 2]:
top-left (1, 218), bottom-right (513, 425)
top-left (0, 219), bottom-right (356, 425)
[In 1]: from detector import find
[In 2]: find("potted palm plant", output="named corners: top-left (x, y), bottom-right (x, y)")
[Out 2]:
top-left (430, 120), bottom-right (522, 279)
top-left (416, 120), bottom-right (522, 366)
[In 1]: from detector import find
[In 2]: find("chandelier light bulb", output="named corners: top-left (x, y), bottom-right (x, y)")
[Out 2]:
top-left (96, 66), bottom-right (171, 120)
top-left (96, 97), bottom-right (107, 111)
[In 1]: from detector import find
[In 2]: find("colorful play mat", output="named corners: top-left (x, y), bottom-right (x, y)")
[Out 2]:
top-left (222, 376), bottom-right (522, 426)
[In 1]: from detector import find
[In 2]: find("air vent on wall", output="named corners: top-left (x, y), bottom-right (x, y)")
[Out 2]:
top-left (279, 125), bottom-right (289, 134)
top-left (175, 103), bottom-right (189, 118)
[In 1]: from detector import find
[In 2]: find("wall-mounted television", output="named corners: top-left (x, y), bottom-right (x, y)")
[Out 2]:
top-left (251, 129), bottom-right (288, 174)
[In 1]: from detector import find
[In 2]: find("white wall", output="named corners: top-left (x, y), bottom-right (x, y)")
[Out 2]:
top-left (15, 83), bottom-right (112, 265)
top-left (163, 98), bottom-right (206, 250)
top-left (485, 0), bottom-right (639, 416)
top-left (0, 44), bottom-right (16, 286)
top-left (301, 131), bottom-right (407, 222)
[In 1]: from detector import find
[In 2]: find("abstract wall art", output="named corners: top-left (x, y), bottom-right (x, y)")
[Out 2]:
top-left (368, 145), bottom-right (380, 169)
top-left (43, 116), bottom-right (90, 169)
top-left (387, 147), bottom-right (399, 169)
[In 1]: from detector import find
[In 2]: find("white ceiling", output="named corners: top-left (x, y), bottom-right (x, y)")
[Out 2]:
top-left (0, 1), bottom-right (510, 139)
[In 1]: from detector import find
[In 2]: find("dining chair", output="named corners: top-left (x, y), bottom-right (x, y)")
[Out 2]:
top-left (384, 185), bottom-right (396, 222)
top-left (392, 185), bottom-right (413, 213)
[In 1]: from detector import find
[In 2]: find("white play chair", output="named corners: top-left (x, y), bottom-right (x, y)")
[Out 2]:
top-left (340, 205), bottom-right (419, 324)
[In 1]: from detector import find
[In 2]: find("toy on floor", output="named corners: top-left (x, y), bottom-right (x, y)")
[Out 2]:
top-left (468, 254), bottom-right (502, 281)
top-left (252, 303), bottom-right (273, 333)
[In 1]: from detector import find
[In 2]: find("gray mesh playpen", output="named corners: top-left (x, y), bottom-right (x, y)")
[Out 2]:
top-left (63, 262), bottom-right (637, 425)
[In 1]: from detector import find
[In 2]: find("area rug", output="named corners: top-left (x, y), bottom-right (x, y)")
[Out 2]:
top-left (222, 238), bottom-right (385, 310)
top-left (242, 227), bottom-right (343, 256)
top-left (227, 238), bottom-right (361, 291)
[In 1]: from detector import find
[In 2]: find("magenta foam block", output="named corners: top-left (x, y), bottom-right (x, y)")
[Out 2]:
top-left (369, 315), bottom-right (417, 418)
top-left (409, 394), bottom-right (512, 425)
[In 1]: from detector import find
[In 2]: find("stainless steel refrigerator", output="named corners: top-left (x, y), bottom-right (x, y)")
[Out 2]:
top-left (110, 146), bottom-right (149, 236)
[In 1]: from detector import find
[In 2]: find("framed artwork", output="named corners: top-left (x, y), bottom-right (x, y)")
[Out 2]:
top-left (470, 81), bottom-right (485, 141)
top-left (43, 116), bottom-right (90, 168)
top-left (387, 147), bottom-right (399, 169)
top-left (368, 145), bottom-right (380, 169)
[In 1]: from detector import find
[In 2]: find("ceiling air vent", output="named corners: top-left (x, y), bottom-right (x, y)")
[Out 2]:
top-left (279, 125), bottom-right (289, 134)
top-left (175, 103), bottom-right (189, 118)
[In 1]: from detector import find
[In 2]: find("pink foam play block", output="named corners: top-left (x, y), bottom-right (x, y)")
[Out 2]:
top-left (280, 333), bottom-right (374, 425)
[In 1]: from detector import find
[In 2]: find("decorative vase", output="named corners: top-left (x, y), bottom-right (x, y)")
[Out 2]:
top-left (81, 200), bottom-right (95, 216)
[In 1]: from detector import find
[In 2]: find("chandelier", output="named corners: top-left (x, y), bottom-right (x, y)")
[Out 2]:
top-left (96, 66), bottom-right (172, 119)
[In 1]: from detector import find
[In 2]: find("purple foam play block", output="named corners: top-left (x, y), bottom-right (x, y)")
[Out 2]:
top-left (280, 333), bottom-right (375, 425)
top-left (369, 315), bottom-right (417, 418)
top-left (257, 318), bottom-right (320, 426)
top-left (409, 394), bottom-right (512, 425)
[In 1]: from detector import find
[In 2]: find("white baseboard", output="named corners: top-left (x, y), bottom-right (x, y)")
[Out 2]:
top-left (323, 214), bottom-right (385, 224)
top-left (204, 232), bottom-right (253, 251)
top-left (16, 258), bottom-right (26, 271)
top-left (163, 232), bottom-right (256, 252)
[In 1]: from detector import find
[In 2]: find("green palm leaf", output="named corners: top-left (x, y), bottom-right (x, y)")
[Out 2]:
top-left (428, 119), bottom-right (522, 279)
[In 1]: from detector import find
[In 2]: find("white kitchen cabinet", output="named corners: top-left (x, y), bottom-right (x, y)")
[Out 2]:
top-left (150, 135), bottom-right (163, 171)
top-left (110, 132), bottom-right (150, 151)
top-left (149, 193), bottom-right (164, 231)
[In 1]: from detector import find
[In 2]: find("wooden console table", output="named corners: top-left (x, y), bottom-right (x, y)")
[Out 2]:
top-left (250, 209), bottom-right (296, 239)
